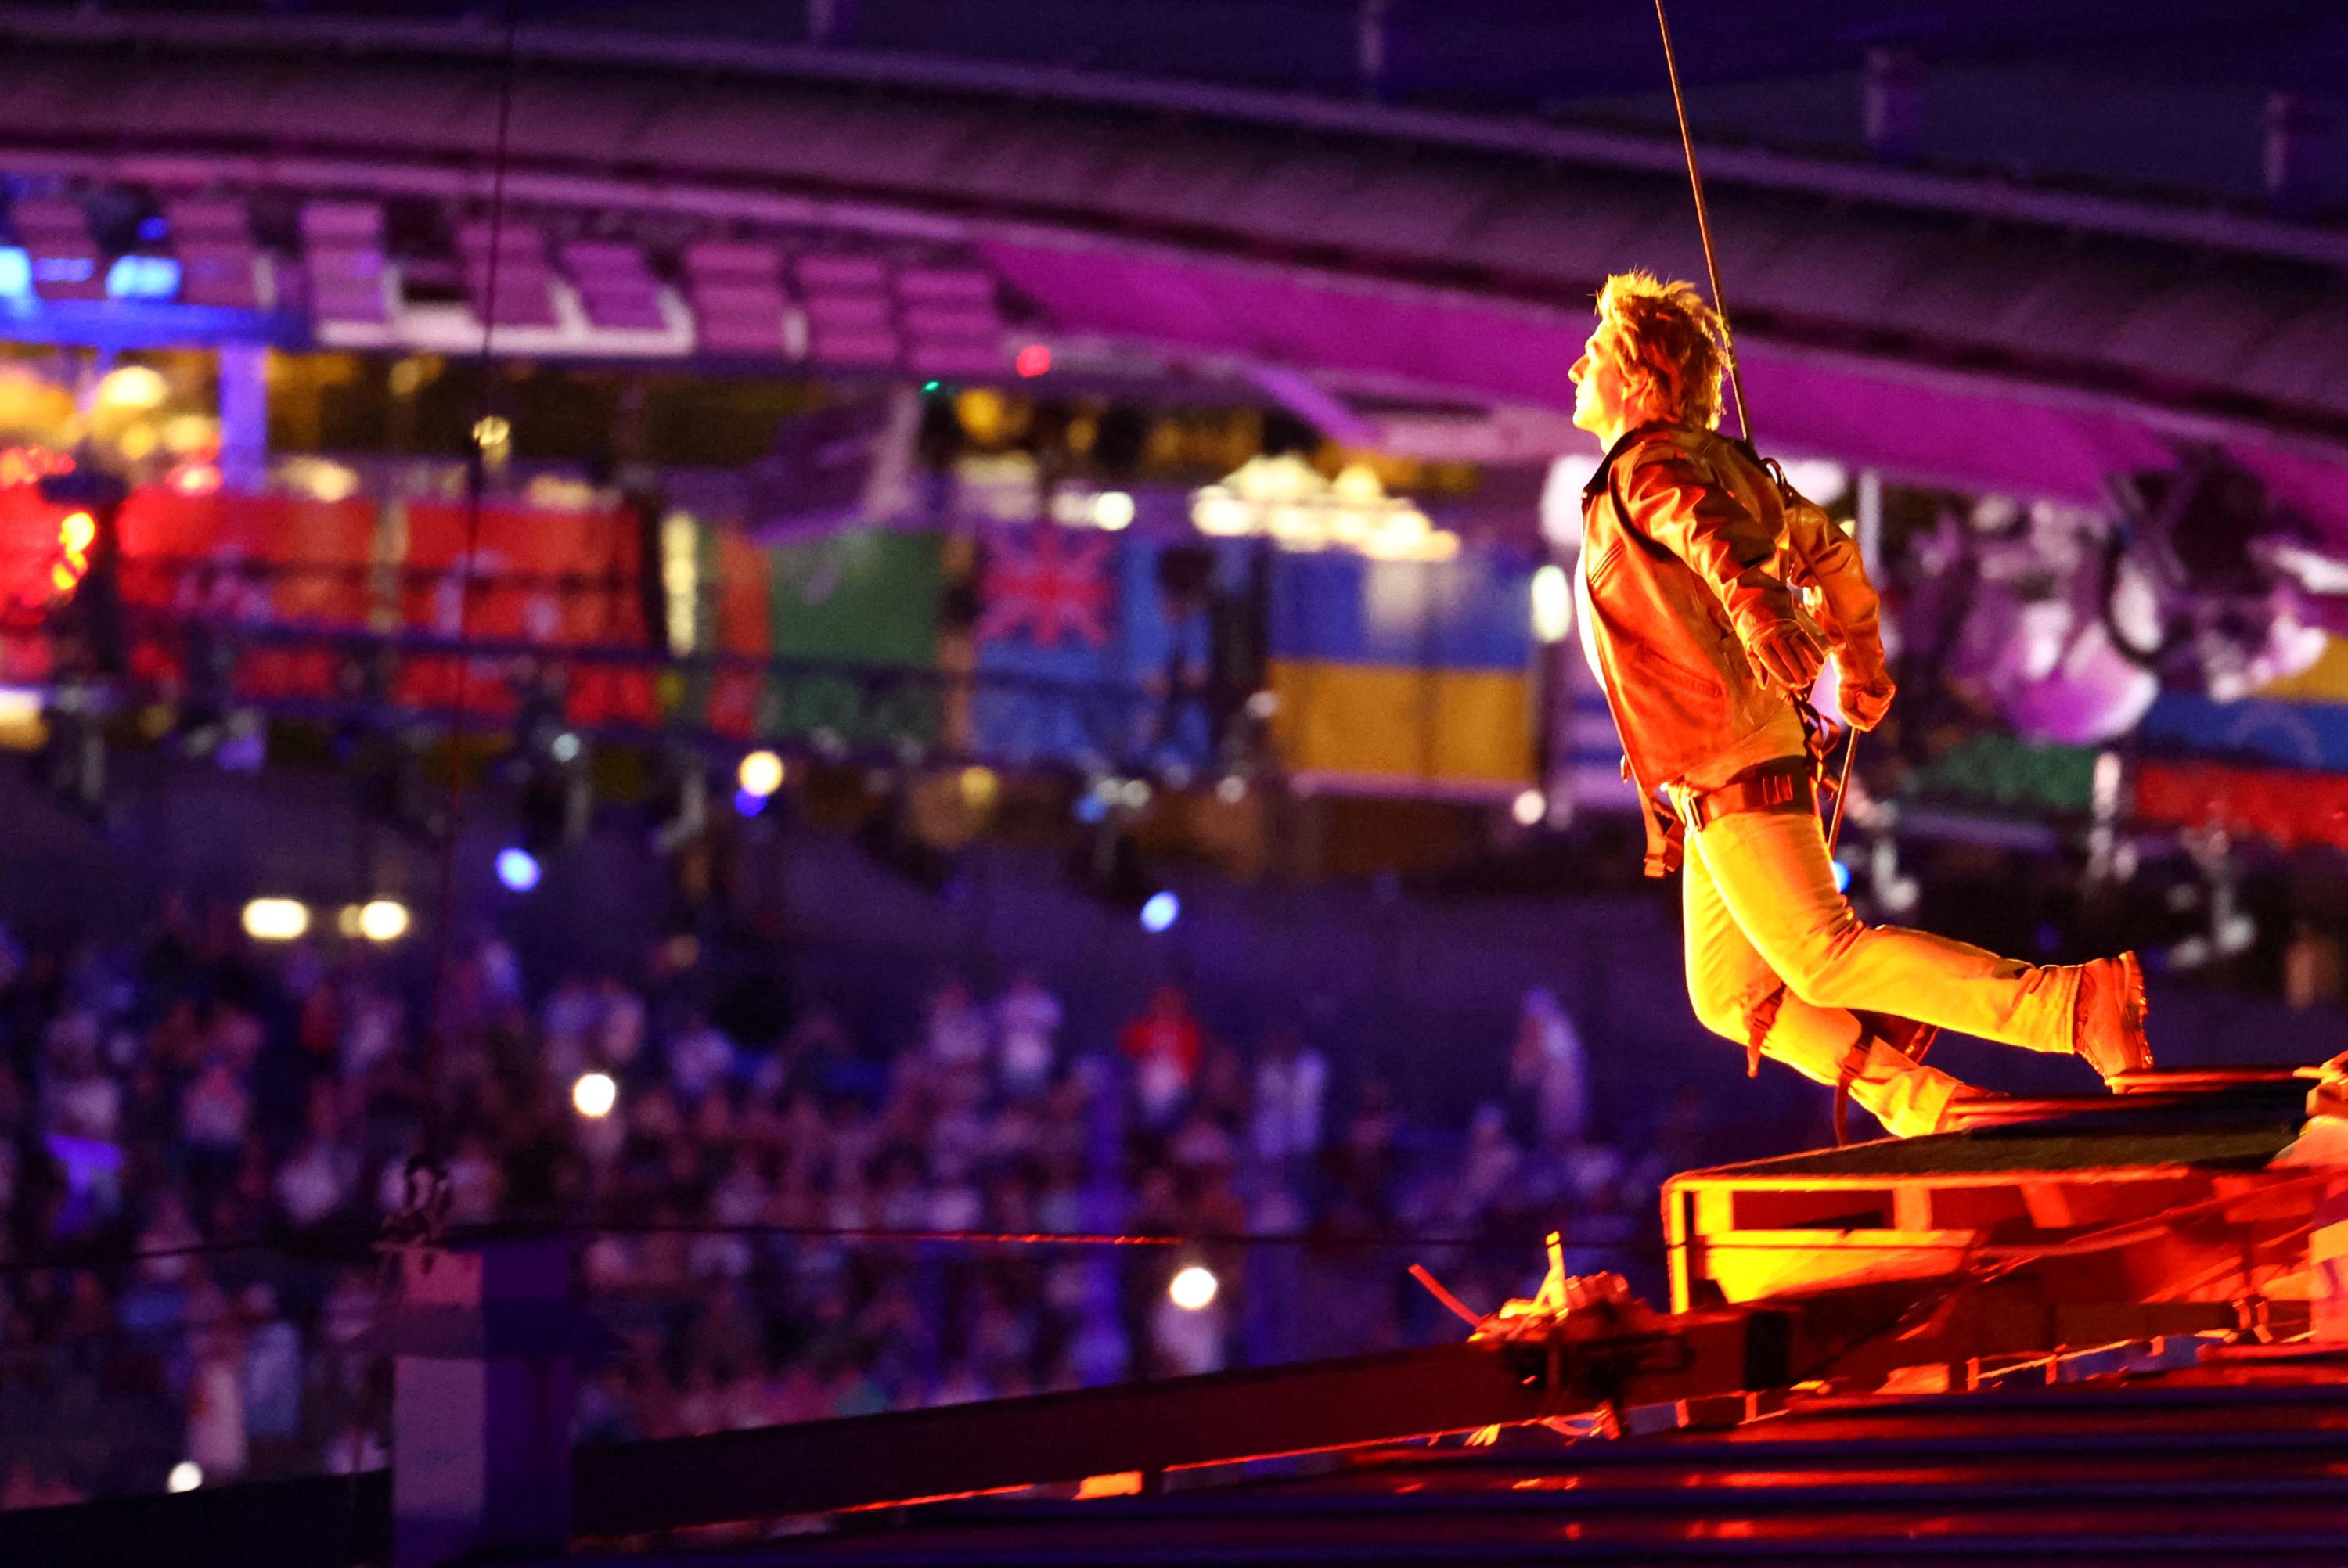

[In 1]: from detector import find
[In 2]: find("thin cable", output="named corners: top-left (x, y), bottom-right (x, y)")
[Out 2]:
top-left (0, 1219), bottom-right (1594, 1277)
top-left (1651, 0), bottom-right (1749, 444)
top-left (423, 0), bottom-right (524, 1142)
top-left (1826, 729), bottom-right (1858, 851)
top-left (548, 1217), bottom-right (1576, 1252)
top-left (1652, 0), bottom-right (1864, 849)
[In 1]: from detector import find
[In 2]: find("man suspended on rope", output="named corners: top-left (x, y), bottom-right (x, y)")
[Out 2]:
top-left (1569, 271), bottom-right (2152, 1138)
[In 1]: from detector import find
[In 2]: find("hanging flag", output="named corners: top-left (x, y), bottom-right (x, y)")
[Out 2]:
top-left (1265, 549), bottom-right (1536, 795)
top-left (117, 489), bottom-right (378, 703)
top-left (2135, 757), bottom-right (2348, 853)
top-left (705, 526), bottom-right (770, 738)
top-left (978, 529), bottom-right (1113, 649)
top-left (762, 527), bottom-right (945, 749)
top-left (769, 528), bottom-right (943, 664)
top-left (971, 532), bottom-right (1233, 772)
top-left (1903, 733), bottom-right (2098, 817)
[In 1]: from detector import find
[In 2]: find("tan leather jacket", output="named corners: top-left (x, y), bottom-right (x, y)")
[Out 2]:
top-left (1578, 423), bottom-right (1889, 876)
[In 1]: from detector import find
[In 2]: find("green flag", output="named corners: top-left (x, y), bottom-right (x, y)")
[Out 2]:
top-left (762, 529), bottom-right (944, 747)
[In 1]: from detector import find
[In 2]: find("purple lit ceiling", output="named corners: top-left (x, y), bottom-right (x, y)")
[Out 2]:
top-left (978, 234), bottom-right (2338, 535)
top-left (0, 10), bottom-right (2343, 534)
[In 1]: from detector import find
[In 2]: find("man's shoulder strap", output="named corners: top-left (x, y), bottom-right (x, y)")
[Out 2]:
top-left (1716, 431), bottom-right (1804, 509)
top-left (1596, 423), bottom-right (1743, 534)
top-left (1591, 423), bottom-right (1684, 517)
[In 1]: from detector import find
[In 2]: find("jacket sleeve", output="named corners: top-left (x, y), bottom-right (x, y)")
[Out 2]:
top-left (1781, 492), bottom-right (1886, 673)
top-left (1616, 446), bottom-right (1802, 651)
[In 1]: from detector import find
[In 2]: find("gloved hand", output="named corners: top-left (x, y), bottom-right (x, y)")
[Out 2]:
top-left (1745, 618), bottom-right (1825, 694)
top-left (1835, 660), bottom-right (1896, 731)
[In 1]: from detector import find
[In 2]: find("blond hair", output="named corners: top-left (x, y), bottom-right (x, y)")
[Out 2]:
top-left (1596, 272), bottom-right (1730, 430)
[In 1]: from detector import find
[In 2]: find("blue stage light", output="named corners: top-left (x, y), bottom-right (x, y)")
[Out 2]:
top-left (495, 847), bottom-right (542, 892)
top-left (1831, 858), bottom-right (1853, 894)
top-left (1140, 891), bottom-right (1179, 933)
top-left (105, 255), bottom-right (181, 300)
top-left (733, 786), bottom-right (768, 818)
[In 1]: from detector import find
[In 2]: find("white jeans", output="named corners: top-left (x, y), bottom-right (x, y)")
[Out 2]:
top-left (1678, 794), bottom-right (2081, 1137)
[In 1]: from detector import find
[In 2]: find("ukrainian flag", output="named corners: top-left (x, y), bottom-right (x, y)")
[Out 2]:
top-left (1266, 550), bottom-right (1536, 795)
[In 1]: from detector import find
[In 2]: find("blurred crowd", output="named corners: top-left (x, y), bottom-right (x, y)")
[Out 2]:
top-left (0, 897), bottom-right (1678, 1506)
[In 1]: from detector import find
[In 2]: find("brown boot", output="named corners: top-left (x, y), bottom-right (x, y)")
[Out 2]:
top-left (2074, 951), bottom-right (2152, 1082)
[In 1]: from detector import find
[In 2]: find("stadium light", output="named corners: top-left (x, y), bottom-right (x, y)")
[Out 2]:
top-left (241, 898), bottom-right (309, 941)
top-left (0, 686), bottom-right (43, 751)
top-left (106, 255), bottom-right (182, 301)
top-left (495, 847), bottom-right (542, 893)
top-left (1169, 1265), bottom-right (1219, 1311)
top-left (357, 900), bottom-right (411, 942)
top-left (1531, 564), bottom-right (1573, 642)
top-left (572, 1071), bottom-right (618, 1119)
top-left (95, 365), bottom-right (168, 412)
top-left (737, 749), bottom-right (785, 797)
top-left (1093, 491), bottom-right (1136, 530)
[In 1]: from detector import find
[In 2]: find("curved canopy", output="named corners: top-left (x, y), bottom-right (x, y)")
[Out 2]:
top-left (0, 10), bottom-right (2343, 529)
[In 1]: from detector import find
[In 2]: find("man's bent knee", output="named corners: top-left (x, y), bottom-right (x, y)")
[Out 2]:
top-left (1768, 919), bottom-right (1871, 1011)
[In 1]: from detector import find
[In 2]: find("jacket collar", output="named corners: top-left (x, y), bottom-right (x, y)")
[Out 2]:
top-left (1580, 419), bottom-right (1695, 502)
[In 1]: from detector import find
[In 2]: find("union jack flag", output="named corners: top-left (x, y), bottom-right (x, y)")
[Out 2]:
top-left (978, 529), bottom-right (1113, 648)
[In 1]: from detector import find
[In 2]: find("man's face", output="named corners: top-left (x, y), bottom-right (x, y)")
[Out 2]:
top-left (1569, 320), bottom-right (1635, 437)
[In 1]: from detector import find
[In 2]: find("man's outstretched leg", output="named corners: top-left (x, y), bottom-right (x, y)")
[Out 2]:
top-left (1686, 800), bottom-right (2151, 1078)
top-left (1685, 827), bottom-right (1979, 1138)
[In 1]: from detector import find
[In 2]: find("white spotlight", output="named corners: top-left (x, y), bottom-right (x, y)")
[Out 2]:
top-left (356, 900), bottom-right (410, 942)
top-left (1511, 789), bottom-right (1547, 828)
top-left (737, 750), bottom-right (786, 797)
top-left (572, 1071), bottom-right (618, 1119)
top-left (167, 1461), bottom-right (203, 1493)
top-left (96, 365), bottom-right (170, 412)
top-left (241, 898), bottom-right (309, 942)
top-left (1168, 1265), bottom-right (1219, 1311)
top-left (1093, 491), bottom-right (1136, 530)
top-left (1530, 564), bottom-right (1573, 643)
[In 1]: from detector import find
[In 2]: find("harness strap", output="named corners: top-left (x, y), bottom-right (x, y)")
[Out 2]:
top-left (1831, 1038), bottom-right (1871, 1148)
top-left (1684, 757), bottom-right (1815, 833)
top-left (1745, 984), bottom-right (1785, 1080)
